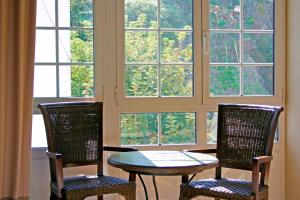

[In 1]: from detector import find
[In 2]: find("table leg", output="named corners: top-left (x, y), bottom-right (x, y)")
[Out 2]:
top-left (138, 174), bottom-right (149, 200)
top-left (129, 172), bottom-right (136, 182)
top-left (178, 174), bottom-right (196, 200)
top-left (152, 176), bottom-right (159, 200)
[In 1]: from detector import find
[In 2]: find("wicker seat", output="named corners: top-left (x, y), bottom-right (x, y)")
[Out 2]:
top-left (180, 104), bottom-right (284, 200)
top-left (38, 102), bottom-right (136, 200)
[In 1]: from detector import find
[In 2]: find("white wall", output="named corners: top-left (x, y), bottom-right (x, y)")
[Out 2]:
top-left (286, 0), bottom-right (300, 199)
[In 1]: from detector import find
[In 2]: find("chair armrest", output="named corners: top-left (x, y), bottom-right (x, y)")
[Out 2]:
top-left (46, 151), bottom-right (64, 198)
top-left (184, 149), bottom-right (217, 154)
top-left (252, 156), bottom-right (272, 165)
top-left (251, 156), bottom-right (272, 199)
top-left (46, 151), bottom-right (63, 159)
top-left (104, 146), bottom-right (137, 152)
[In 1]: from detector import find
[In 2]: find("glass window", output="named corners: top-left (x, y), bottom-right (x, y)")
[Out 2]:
top-left (34, 0), bottom-right (94, 99)
top-left (33, 0), bottom-right (94, 147)
top-left (207, 112), bottom-right (218, 144)
top-left (209, 0), bottom-right (274, 97)
top-left (119, 0), bottom-right (281, 147)
top-left (124, 0), bottom-right (194, 97)
top-left (121, 112), bottom-right (196, 146)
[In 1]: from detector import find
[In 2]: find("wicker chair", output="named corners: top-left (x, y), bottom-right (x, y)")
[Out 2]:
top-left (180, 104), bottom-right (284, 200)
top-left (38, 102), bottom-right (136, 200)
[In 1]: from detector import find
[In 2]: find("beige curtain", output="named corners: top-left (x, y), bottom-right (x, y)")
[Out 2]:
top-left (0, 0), bottom-right (36, 199)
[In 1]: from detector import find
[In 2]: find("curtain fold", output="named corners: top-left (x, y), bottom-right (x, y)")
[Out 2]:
top-left (0, 0), bottom-right (36, 199)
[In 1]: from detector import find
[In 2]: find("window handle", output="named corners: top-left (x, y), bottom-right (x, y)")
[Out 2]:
top-left (203, 31), bottom-right (208, 55)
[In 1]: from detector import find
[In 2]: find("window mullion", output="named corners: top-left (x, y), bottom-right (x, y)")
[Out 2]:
top-left (55, 0), bottom-right (60, 97)
top-left (157, 0), bottom-right (161, 97)
top-left (240, 0), bottom-right (244, 96)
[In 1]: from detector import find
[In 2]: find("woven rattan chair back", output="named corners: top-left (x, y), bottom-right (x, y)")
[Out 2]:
top-left (39, 102), bottom-right (103, 178)
top-left (216, 104), bottom-right (283, 173)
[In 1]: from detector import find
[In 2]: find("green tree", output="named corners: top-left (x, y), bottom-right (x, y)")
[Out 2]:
top-left (69, 0), bottom-right (94, 97)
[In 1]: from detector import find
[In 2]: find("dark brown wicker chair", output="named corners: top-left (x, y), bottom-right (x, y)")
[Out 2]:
top-left (180, 104), bottom-right (284, 200)
top-left (38, 102), bottom-right (136, 200)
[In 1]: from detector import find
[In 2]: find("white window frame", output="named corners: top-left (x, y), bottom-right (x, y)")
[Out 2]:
top-left (32, 0), bottom-right (105, 148)
top-left (202, 0), bottom-right (285, 105)
top-left (109, 0), bottom-right (285, 150)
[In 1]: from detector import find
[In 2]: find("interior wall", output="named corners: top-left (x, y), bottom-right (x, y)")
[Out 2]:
top-left (286, 0), bottom-right (300, 199)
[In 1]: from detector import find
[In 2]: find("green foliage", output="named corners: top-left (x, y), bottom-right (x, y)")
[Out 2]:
top-left (121, 113), bottom-right (196, 145)
top-left (71, 66), bottom-right (94, 97)
top-left (161, 113), bottom-right (195, 144)
top-left (210, 66), bottom-right (240, 96)
top-left (69, 1), bottom-right (94, 97)
top-left (125, 66), bottom-right (157, 96)
top-left (71, 30), bottom-right (93, 62)
top-left (70, 0), bottom-right (93, 27)
top-left (121, 113), bottom-right (158, 145)
top-left (69, 0), bottom-right (275, 145)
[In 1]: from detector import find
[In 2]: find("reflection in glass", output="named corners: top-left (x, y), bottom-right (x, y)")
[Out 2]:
top-left (243, 66), bottom-right (273, 95)
top-left (161, 112), bottom-right (196, 144)
top-left (160, 0), bottom-right (193, 29)
top-left (36, 0), bottom-right (55, 27)
top-left (35, 30), bottom-right (56, 62)
top-left (161, 65), bottom-right (193, 96)
top-left (34, 65), bottom-right (57, 97)
top-left (125, 31), bottom-right (158, 63)
top-left (243, 33), bottom-right (273, 63)
top-left (59, 65), bottom-right (94, 97)
top-left (209, 0), bottom-right (240, 29)
top-left (243, 0), bottom-right (274, 30)
top-left (210, 66), bottom-right (240, 96)
top-left (59, 0), bottom-right (93, 27)
top-left (126, 65), bottom-right (158, 97)
top-left (121, 113), bottom-right (158, 145)
top-left (59, 30), bottom-right (94, 63)
top-left (160, 32), bottom-right (193, 63)
top-left (207, 112), bottom-right (218, 144)
top-left (210, 32), bottom-right (240, 63)
top-left (125, 0), bottom-right (157, 29)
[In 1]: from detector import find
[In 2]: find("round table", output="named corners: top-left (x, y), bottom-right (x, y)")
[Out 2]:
top-left (108, 151), bottom-right (218, 200)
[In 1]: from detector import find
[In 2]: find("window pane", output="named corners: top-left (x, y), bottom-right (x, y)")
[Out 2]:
top-left (243, 66), bottom-right (273, 95)
top-left (59, 30), bottom-right (94, 63)
top-left (34, 65), bottom-right (57, 97)
top-left (160, 0), bottom-right (193, 29)
top-left (31, 115), bottom-right (47, 147)
top-left (125, 31), bottom-right (158, 63)
top-left (243, 0), bottom-right (274, 30)
top-left (210, 66), bottom-right (240, 96)
top-left (209, 0), bottom-right (240, 29)
top-left (160, 32), bottom-right (193, 63)
top-left (125, 0), bottom-right (157, 29)
top-left (207, 112), bottom-right (217, 144)
top-left (35, 30), bottom-right (56, 62)
top-left (161, 65), bottom-right (193, 96)
top-left (121, 113), bottom-right (158, 145)
top-left (161, 112), bottom-right (196, 145)
top-left (59, 0), bottom-right (93, 27)
top-left (59, 65), bottom-right (94, 97)
top-left (125, 65), bottom-right (158, 97)
top-left (36, 0), bottom-right (55, 27)
top-left (210, 32), bottom-right (240, 63)
top-left (243, 33), bottom-right (273, 63)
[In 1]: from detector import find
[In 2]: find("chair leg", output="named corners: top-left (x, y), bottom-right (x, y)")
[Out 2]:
top-left (50, 192), bottom-right (58, 200)
top-left (97, 195), bottom-right (103, 200)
